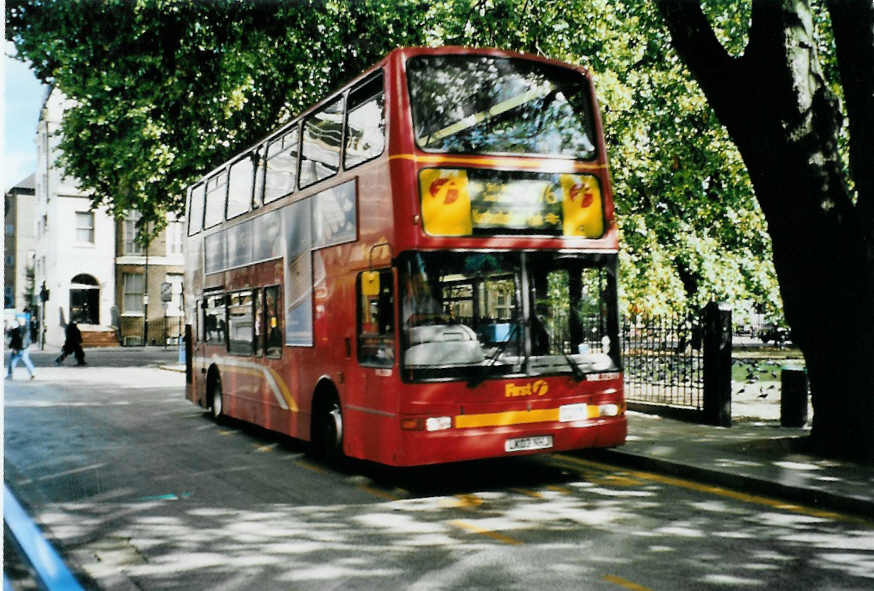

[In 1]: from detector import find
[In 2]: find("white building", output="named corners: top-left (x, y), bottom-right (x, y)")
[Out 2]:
top-left (34, 88), bottom-right (117, 347)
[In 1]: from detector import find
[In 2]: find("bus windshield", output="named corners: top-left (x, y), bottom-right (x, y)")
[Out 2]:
top-left (399, 251), bottom-right (619, 382)
top-left (407, 55), bottom-right (597, 158)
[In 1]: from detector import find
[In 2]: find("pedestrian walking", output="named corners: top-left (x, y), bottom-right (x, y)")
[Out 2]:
top-left (56, 321), bottom-right (86, 366)
top-left (6, 320), bottom-right (36, 380)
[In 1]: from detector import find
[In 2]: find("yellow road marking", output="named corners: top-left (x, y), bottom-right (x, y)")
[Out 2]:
top-left (357, 484), bottom-right (401, 501)
top-left (218, 430), bottom-right (236, 436)
top-left (603, 574), bottom-right (655, 591)
top-left (546, 485), bottom-right (571, 495)
top-left (556, 454), bottom-right (872, 525)
top-left (254, 443), bottom-right (278, 453)
top-left (295, 460), bottom-right (327, 474)
top-left (580, 471), bottom-right (644, 487)
top-left (511, 488), bottom-right (544, 499)
top-left (455, 493), bottom-right (484, 508)
top-left (449, 520), bottom-right (523, 545)
top-left (439, 493), bottom-right (485, 511)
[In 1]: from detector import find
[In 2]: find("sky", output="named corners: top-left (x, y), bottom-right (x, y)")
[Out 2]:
top-left (4, 40), bottom-right (47, 193)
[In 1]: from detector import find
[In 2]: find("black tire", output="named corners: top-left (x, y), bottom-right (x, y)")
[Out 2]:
top-left (311, 394), bottom-right (343, 462)
top-left (209, 371), bottom-right (223, 421)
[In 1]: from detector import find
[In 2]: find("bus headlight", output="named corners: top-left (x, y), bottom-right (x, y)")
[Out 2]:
top-left (559, 403), bottom-right (589, 422)
top-left (598, 404), bottom-right (620, 417)
top-left (425, 416), bottom-right (452, 431)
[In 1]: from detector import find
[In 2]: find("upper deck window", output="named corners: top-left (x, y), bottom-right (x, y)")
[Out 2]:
top-left (265, 127), bottom-right (299, 204)
top-left (204, 171), bottom-right (227, 229)
top-left (345, 72), bottom-right (386, 168)
top-left (187, 183), bottom-right (205, 236)
top-left (407, 55), bottom-right (597, 159)
top-left (227, 155), bottom-right (255, 219)
top-left (300, 96), bottom-right (343, 188)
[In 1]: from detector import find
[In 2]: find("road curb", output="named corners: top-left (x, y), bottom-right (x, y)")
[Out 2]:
top-left (586, 448), bottom-right (874, 521)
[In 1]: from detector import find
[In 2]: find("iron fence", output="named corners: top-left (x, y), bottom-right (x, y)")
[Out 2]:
top-left (622, 314), bottom-right (704, 411)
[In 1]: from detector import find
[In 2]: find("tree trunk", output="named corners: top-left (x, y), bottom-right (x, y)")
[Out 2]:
top-left (657, 0), bottom-right (874, 462)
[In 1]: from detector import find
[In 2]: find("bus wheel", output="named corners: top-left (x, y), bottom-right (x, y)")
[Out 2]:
top-left (312, 394), bottom-right (343, 461)
top-left (209, 371), bottom-right (223, 421)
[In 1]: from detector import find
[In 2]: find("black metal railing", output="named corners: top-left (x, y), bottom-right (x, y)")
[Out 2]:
top-left (622, 314), bottom-right (704, 411)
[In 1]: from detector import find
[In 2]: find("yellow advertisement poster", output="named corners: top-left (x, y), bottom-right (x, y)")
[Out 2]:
top-left (419, 169), bottom-right (473, 235)
top-left (560, 174), bottom-right (603, 237)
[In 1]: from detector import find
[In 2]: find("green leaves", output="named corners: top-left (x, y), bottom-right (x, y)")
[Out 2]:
top-left (6, 0), bottom-right (785, 320)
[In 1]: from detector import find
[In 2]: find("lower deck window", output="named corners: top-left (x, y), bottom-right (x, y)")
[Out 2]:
top-left (264, 286), bottom-right (282, 358)
top-left (358, 269), bottom-right (395, 366)
top-left (228, 290), bottom-right (254, 355)
top-left (204, 294), bottom-right (226, 344)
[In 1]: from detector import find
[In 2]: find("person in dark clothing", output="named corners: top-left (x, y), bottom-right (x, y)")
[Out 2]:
top-left (56, 321), bottom-right (86, 366)
top-left (6, 321), bottom-right (36, 379)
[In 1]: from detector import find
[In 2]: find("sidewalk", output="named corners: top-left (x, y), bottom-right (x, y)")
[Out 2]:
top-left (591, 411), bottom-right (874, 519)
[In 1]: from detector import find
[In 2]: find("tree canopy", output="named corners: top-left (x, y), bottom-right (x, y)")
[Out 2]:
top-left (7, 0), bottom-right (783, 321)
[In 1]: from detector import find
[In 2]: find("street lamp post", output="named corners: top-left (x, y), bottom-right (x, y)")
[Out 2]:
top-left (39, 281), bottom-right (49, 351)
top-left (143, 224), bottom-right (150, 347)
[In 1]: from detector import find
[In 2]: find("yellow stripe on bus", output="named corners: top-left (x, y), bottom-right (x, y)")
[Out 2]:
top-left (455, 408), bottom-right (559, 429)
top-left (266, 366), bottom-right (299, 412)
top-left (389, 153), bottom-right (607, 171)
top-left (207, 356), bottom-right (299, 413)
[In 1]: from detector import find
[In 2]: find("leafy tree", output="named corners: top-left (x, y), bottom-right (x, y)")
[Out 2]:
top-left (7, 1), bottom-right (777, 320)
top-left (658, 0), bottom-right (874, 462)
top-left (6, 0), bottom-right (431, 232)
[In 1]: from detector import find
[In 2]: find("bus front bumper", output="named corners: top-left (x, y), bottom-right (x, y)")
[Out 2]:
top-left (391, 414), bottom-right (627, 467)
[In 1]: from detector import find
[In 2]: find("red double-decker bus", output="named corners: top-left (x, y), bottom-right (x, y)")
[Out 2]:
top-left (183, 46), bottom-right (625, 466)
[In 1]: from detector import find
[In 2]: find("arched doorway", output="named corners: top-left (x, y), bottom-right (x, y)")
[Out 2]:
top-left (70, 274), bottom-right (100, 325)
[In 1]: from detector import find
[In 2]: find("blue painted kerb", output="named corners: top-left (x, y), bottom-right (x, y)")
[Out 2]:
top-left (4, 484), bottom-right (85, 591)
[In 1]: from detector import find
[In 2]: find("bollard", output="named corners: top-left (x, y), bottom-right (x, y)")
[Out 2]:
top-left (780, 366), bottom-right (808, 427)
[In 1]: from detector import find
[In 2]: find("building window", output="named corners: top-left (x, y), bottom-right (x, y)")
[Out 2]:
top-left (164, 273), bottom-right (183, 316)
top-left (76, 211), bottom-right (95, 243)
top-left (166, 221), bottom-right (184, 255)
top-left (123, 273), bottom-right (145, 315)
top-left (124, 212), bottom-right (145, 255)
top-left (70, 274), bottom-right (100, 324)
top-left (6, 224), bottom-right (14, 235)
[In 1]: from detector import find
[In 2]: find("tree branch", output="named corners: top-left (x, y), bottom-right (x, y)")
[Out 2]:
top-left (655, 0), bottom-right (740, 115)
top-left (826, 0), bottom-right (874, 223)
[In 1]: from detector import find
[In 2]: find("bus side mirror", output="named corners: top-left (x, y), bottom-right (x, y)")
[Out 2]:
top-left (362, 271), bottom-right (380, 296)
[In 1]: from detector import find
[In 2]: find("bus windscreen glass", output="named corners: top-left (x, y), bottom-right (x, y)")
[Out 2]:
top-left (407, 55), bottom-right (597, 159)
top-left (399, 251), bottom-right (619, 382)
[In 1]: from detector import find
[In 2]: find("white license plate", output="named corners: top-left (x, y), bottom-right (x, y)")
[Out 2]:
top-left (504, 435), bottom-right (554, 453)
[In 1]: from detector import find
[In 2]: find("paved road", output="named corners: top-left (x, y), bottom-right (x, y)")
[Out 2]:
top-left (13, 345), bottom-right (182, 369)
top-left (4, 361), bottom-right (873, 590)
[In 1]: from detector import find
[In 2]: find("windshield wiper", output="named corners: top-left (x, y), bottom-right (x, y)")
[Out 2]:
top-left (467, 321), bottom-right (520, 388)
top-left (562, 351), bottom-right (586, 382)
top-left (530, 313), bottom-right (585, 382)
